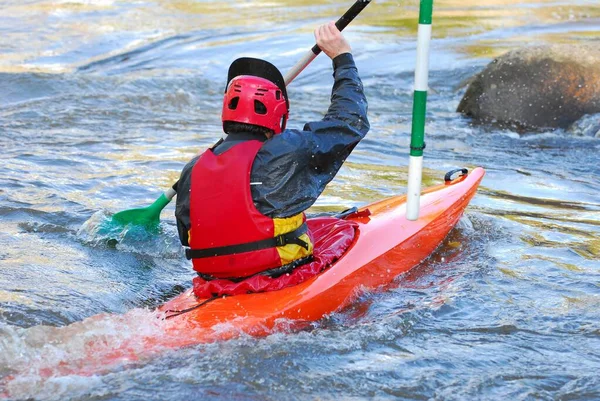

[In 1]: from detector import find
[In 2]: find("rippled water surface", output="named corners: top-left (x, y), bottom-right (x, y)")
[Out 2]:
top-left (1, 0), bottom-right (599, 400)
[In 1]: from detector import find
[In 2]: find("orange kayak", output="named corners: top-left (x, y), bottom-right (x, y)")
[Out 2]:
top-left (152, 167), bottom-right (485, 347)
top-left (8, 167), bottom-right (484, 387)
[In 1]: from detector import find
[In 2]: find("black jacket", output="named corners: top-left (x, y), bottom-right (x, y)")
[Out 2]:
top-left (176, 53), bottom-right (369, 246)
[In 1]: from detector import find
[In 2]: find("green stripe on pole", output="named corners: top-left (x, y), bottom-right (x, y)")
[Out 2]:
top-left (410, 90), bottom-right (427, 156)
top-left (419, 0), bottom-right (433, 24)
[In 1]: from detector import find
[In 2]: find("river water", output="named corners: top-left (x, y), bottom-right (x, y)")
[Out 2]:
top-left (1, 0), bottom-right (599, 399)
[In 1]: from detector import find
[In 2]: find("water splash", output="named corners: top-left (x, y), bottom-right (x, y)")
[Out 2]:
top-left (568, 113), bottom-right (600, 138)
top-left (77, 211), bottom-right (183, 259)
top-left (0, 308), bottom-right (167, 400)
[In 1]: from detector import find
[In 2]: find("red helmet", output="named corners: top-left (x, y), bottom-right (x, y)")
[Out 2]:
top-left (222, 58), bottom-right (289, 135)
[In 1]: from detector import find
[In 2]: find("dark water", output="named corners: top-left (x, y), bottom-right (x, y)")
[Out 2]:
top-left (1, 0), bottom-right (599, 399)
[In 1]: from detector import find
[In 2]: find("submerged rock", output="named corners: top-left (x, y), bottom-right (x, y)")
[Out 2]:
top-left (457, 45), bottom-right (600, 131)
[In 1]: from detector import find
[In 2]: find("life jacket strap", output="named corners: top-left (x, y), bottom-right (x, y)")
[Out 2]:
top-left (185, 223), bottom-right (309, 260)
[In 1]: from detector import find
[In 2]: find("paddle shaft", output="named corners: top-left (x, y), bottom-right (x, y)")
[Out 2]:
top-left (162, 0), bottom-right (372, 202)
top-left (284, 0), bottom-right (371, 85)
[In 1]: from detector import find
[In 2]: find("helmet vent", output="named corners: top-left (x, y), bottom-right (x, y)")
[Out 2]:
top-left (254, 100), bottom-right (267, 115)
top-left (275, 90), bottom-right (281, 100)
top-left (228, 97), bottom-right (239, 110)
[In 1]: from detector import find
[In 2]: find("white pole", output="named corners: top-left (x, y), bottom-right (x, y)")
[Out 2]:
top-left (406, 0), bottom-right (433, 221)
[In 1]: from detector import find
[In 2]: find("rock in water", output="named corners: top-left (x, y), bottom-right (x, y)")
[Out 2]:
top-left (457, 45), bottom-right (600, 131)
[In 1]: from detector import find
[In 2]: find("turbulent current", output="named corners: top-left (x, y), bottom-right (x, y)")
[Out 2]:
top-left (0, 1), bottom-right (599, 400)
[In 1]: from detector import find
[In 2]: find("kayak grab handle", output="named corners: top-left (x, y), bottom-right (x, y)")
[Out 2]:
top-left (444, 168), bottom-right (468, 183)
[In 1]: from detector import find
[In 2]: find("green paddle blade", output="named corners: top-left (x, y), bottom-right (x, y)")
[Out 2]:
top-left (110, 193), bottom-right (172, 229)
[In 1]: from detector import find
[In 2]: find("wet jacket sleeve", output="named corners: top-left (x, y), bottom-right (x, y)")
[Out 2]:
top-left (250, 53), bottom-right (369, 218)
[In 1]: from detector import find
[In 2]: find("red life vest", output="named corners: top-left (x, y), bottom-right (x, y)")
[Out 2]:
top-left (186, 139), bottom-right (312, 279)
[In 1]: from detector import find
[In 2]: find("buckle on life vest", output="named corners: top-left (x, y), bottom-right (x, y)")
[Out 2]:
top-left (274, 230), bottom-right (309, 250)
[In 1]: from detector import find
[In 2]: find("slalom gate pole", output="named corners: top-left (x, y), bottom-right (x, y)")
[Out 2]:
top-left (406, 0), bottom-right (433, 221)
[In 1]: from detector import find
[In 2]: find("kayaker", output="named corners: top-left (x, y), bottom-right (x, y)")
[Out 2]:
top-left (174, 22), bottom-right (369, 294)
